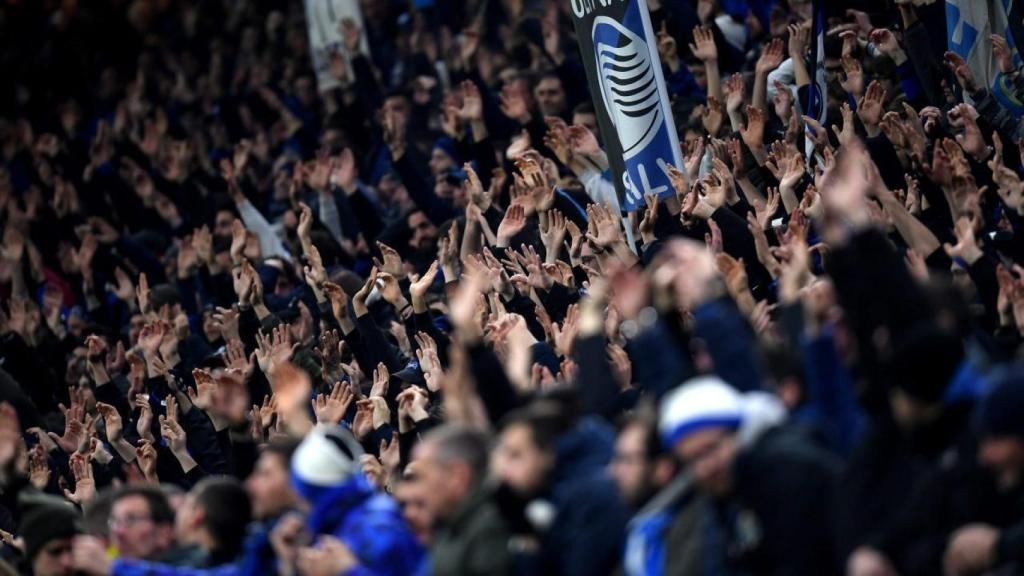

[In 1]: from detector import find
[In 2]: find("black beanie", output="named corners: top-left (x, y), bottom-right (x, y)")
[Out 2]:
top-left (19, 502), bottom-right (81, 561)
top-left (889, 323), bottom-right (964, 403)
top-left (977, 370), bottom-right (1024, 439)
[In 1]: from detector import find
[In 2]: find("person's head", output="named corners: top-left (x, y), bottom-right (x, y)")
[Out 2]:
top-left (493, 402), bottom-right (570, 498)
top-left (976, 372), bottom-right (1024, 490)
top-left (888, 323), bottom-right (964, 431)
top-left (175, 477), bottom-right (252, 559)
top-left (533, 73), bottom-right (567, 118)
top-left (406, 209), bottom-right (438, 252)
top-left (201, 308), bottom-right (221, 344)
top-left (246, 440), bottom-right (301, 520)
top-left (429, 138), bottom-right (458, 176)
top-left (660, 377), bottom-right (743, 497)
top-left (395, 461), bottom-right (434, 544)
top-left (20, 502), bottom-right (80, 576)
top-left (571, 102), bottom-right (598, 137)
top-left (410, 424), bottom-right (490, 522)
top-left (213, 209), bottom-right (236, 239)
top-left (610, 409), bottom-right (678, 507)
top-left (108, 486), bottom-right (176, 560)
top-left (381, 92), bottom-right (411, 127)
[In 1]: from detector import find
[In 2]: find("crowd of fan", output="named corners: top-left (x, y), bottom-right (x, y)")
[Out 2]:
top-left (0, 0), bottom-right (1021, 574)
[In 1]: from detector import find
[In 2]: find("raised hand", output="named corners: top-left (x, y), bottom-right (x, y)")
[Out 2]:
top-left (840, 54), bottom-right (864, 95)
top-left (992, 34), bottom-right (1016, 74)
top-left (944, 51), bottom-right (980, 93)
top-left (497, 204), bottom-right (527, 246)
top-left (723, 73), bottom-right (746, 115)
top-left (370, 362), bottom-right (390, 398)
top-left (857, 80), bottom-right (887, 132)
top-left (373, 242), bottom-right (404, 278)
top-left (63, 452), bottom-right (95, 504)
top-left (689, 26), bottom-right (717, 62)
top-left (254, 325), bottom-right (297, 375)
top-left (702, 96), bottom-right (724, 136)
top-left (313, 382), bottom-right (354, 425)
top-left (351, 267), bottom-right (378, 317)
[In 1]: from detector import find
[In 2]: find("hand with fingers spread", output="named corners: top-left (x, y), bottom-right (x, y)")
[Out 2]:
top-left (586, 203), bottom-right (624, 249)
top-left (313, 382), bottom-right (354, 425)
top-left (255, 325), bottom-right (297, 375)
top-left (702, 96), bottom-right (724, 136)
top-left (723, 73), bottom-right (746, 116)
top-left (857, 81), bottom-right (887, 135)
top-left (740, 105), bottom-right (766, 153)
top-left (756, 38), bottom-right (785, 76)
top-left (944, 216), bottom-right (984, 265)
top-left (497, 204), bottom-right (527, 247)
top-left (63, 452), bottom-right (95, 504)
top-left (689, 26), bottom-right (717, 63)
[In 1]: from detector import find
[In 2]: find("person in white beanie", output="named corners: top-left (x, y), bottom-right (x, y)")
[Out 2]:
top-left (659, 375), bottom-right (842, 575)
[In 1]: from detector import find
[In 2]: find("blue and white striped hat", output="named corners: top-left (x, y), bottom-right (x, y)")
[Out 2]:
top-left (659, 376), bottom-right (743, 448)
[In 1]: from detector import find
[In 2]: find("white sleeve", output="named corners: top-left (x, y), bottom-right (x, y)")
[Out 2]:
top-left (236, 200), bottom-right (292, 262)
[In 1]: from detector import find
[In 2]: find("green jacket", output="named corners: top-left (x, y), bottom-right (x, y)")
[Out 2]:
top-left (430, 485), bottom-right (511, 576)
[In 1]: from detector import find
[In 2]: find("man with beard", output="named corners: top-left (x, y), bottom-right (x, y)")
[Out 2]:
top-left (610, 409), bottom-right (703, 576)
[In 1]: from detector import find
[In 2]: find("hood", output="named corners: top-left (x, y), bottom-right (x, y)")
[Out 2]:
top-left (551, 416), bottom-right (615, 485)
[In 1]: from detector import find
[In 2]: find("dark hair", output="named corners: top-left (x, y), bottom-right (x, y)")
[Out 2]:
top-left (260, 438), bottom-right (300, 466)
top-left (572, 101), bottom-right (596, 116)
top-left (112, 485), bottom-right (175, 525)
top-left (192, 477), bottom-right (252, 558)
top-left (499, 399), bottom-right (575, 452)
top-left (423, 424), bottom-right (491, 483)
top-left (617, 400), bottom-right (664, 462)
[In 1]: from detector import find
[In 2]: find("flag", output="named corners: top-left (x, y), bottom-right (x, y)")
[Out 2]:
top-left (305, 0), bottom-right (370, 93)
top-left (946, 0), bottom-right (1024, 115)
top-left (568, 0), bottom-right (683, 212)
top-left (798, 0), bottom-right (827, 160)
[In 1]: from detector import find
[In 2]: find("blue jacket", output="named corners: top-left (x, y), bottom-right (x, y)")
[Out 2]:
top-left (535, 417), bottom-right (630, 576)
top-left (111, 475), bottom-right (426, 576)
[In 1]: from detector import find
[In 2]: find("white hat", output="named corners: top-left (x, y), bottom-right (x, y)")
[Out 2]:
top-left (659, 376), bottom-right (743, 448)
top-left (291, 424), bottom-right (363, 489)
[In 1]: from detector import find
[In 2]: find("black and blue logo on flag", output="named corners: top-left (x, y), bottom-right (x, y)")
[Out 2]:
top-left (571, 0), bottom-right (683, 212)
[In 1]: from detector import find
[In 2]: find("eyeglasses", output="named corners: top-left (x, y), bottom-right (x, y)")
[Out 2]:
top-left (108, 514), bottom-right (153, 530)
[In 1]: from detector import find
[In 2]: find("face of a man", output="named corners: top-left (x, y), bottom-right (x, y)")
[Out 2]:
top-left (214, 210), bottom-right (235, 238)
top-left (32, 538), bottom-right (74, 576)
top-left (407, 211), bottom-right (438, 251)
top-left (395, 467), bottom-right (433, 545)
top-left (571, 112), bottom-right (599, 141)
top-left (674, 427), bottom-right (737, 497)
top-left (978, 436), bottom-right (1024, 490)
top-left (534, 77), bottom-right (567, 118)
top-left (493, 424), bottom-right (553, 498)
top-left (109, 496), bottom-right (171, 560)
top-left (411, 441), bottom-right (468, 522)
top-left (173, 494), bottom-right (200, 545)
top-left (245, 452), bottom-right (297, 520)
top-left (429, 148), bottom-right (454, 176)
top-left (610, 423), bottom-right (652, 506)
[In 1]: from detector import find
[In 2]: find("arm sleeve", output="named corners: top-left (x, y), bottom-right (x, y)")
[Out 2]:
top-left (236, 200), bottom-right (292, 263)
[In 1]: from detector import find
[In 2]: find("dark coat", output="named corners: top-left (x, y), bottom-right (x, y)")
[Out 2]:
top-left (431, 485), bottom-right (512, 576)
top-left (711, 426), bottom-right (843, 576)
